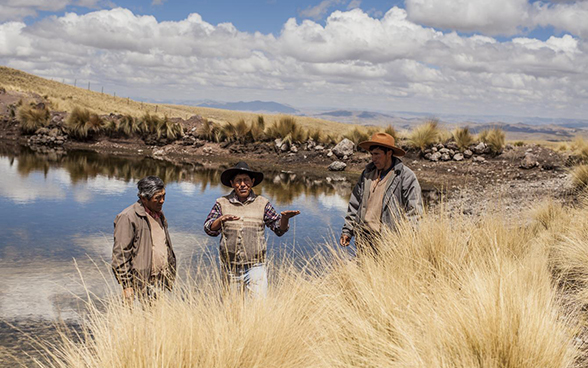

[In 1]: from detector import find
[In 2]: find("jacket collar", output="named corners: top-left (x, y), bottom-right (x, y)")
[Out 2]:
top-left (133, 200), bottom-right (165, 219)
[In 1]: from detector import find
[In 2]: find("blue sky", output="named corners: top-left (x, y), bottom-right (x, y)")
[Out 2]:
top-left (1, 0), bottom-right (587, 119)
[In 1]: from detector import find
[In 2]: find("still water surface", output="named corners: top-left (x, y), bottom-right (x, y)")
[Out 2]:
top-left (0, 148), bottom-right (354, 322)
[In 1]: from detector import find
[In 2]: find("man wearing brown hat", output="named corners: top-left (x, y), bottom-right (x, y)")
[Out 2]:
top-left (204, 161), bottom-right (300, 297)
top-left (340, 132), bottom-right (423, 254)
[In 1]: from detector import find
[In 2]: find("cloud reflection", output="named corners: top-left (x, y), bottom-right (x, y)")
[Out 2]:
top-left (0, 229), bottom-right (215, 320)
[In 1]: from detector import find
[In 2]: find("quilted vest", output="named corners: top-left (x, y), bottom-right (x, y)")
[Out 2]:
top-left (217, 195), bottom-right (268, 265)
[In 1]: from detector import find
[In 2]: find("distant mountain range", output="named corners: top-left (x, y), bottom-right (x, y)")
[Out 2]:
top-left (197, 100), bottom-right (298, 114)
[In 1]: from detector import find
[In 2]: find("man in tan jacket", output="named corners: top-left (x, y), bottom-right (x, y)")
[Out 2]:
top-left (112, 176), bottom-right (176, 302)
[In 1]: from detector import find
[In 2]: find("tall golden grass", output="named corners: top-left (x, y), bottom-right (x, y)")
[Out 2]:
top-left (37, 200), bottom-right (588, 368)
top-left (17, 104), bottom-right (50, 134)
top-left (408, 119), bottom-right (440, 151)
top-left (479, 128), bottom-right (506, 154)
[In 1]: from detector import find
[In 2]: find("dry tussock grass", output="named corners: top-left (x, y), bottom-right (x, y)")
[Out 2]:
top-left (0, 66), bottom-right (351, 136)
top-left (36, 200), bottom-right (588, 368)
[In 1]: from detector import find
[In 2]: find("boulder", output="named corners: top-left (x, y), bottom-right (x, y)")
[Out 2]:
top-left (280, 141), bottom-right (290, 152)
top-left (429, 152), bottom-right (442, 162)
top-left (472, 142), bottom-right (486, 154)
top-left (520, 153), bottom-right (539, 169)
top-left (328, 161), bottom-right (347, 171)
top-left (453, 153), bottom-right (464, 161)
top-left (441, 153), bottom-right (451, 161)
top-left (446, 142), bottom-right (459, 151)
top-left (332, 138), bottom-right (355, 158)
top-left (463, 149), bottom-right (473, 158)
top-left (439, 148), bottom-right (450, 154)
top-left (274, 138), bottom-right (283, 150)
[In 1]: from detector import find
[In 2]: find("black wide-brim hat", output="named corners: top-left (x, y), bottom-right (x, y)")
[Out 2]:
top-left (220, 161), bottom-right (264, 187)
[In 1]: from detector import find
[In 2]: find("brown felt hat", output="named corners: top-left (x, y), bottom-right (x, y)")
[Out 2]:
top-left (220, 161), bottom-right (264, 187)
top-left (358, 132), bottom-right (405, 157)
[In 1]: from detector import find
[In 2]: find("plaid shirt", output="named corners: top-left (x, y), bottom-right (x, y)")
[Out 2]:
top-left (204, 191), bottom-right (286, 237)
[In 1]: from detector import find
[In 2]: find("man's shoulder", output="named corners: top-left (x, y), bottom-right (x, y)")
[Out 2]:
top-left (116, 202), bottom-right (142, 220)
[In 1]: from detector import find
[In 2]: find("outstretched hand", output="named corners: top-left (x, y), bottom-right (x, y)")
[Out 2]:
top-left (281, 210), bottom-right (300, 219)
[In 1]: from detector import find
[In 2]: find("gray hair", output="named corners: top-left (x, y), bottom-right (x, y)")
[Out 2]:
top-left (137, 176), bottom-right (165, 199)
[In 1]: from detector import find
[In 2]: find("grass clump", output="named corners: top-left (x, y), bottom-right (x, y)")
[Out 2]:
top-left (479, 128), bottom-right (506, 154)
top-left (571, 164), bottom-right (588, 189)
top-left (266, 116), bottom-right (307, 143)
top-left (408, 119), bottom-right (440, 151)
top-left (18, 104), bottom-right (50, 134)
top-left (138, 114), bottom-right (183, 141)
top-left (343, 127), bottom-right (370, 146)
top-left (66, 107), bottom-right (103, 140)
top-left (571, 137), bottom-right (588, 161)
top-left (452, 127), bottom-right (474, 151)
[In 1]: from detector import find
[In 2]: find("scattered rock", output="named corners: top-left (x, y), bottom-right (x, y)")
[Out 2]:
top-left (473, 156), bottom-right (486, 162)
top-left (315, 145), bottom-right (324, 151)
top-left (441, 154), bottom-right (451, 161)
top-left (429, 152), bottom-right (442, 162)
top-left (203, 147), bottom-right (213, 154)
top-left (290, 145), bottom-right (298, 153)
top-left (328, 161), bottom-right (347, 171)
top-left (520, 153), bottom-right (539, 169)
top-left (463, 149), bottom-right (473, 159)
top-left (472, 142), bottom-right (486, 154)
top-left (332, 138), bottom-right (355, 158)
top-left (326, 150), bottom-right (333, 158)
top-left (453, 153), bottom-right (464, 161)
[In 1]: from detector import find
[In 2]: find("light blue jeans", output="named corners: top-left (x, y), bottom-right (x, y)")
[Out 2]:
top-left (222, 263), bottom-right (268, 298)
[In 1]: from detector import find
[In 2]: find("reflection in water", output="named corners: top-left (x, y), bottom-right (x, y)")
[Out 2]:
top-left (0, 147), bottom-right (353, 325)
top-left (4, 146), bottom-right (353, 205)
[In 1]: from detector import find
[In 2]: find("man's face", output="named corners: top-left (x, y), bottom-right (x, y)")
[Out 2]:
top-left (370, 147), bottom-right (393, 170)
top-left (231, 173), bottom-right (254, 200)
top-left (142, 189), bottom-right (166, 213)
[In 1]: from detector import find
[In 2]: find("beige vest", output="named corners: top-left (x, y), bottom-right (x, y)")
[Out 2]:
top-left (364, 169), bottom-right (394, 232)
top-left (146, 214), bottom-right (168, 275)
top-left (217, 195), bottom-right (268, 265)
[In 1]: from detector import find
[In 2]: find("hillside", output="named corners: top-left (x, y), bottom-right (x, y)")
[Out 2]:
top-left (0, 66), bottom-right (351, 136)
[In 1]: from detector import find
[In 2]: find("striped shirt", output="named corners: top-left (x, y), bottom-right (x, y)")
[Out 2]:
top-left (204, 191), bottom-right (286, 237)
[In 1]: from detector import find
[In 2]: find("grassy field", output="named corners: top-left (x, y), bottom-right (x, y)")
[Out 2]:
top-left (36, 199), bottom-right (588, 367)
top-left (0, 66), bottom-right (352, 136)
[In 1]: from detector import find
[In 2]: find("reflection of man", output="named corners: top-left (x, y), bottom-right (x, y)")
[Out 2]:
top-left (204, 161), bottom-right (299, 297)
top-left (112, 176), bottom-right (176, 302)
top-left (340, 132), bottom-right (423, 254)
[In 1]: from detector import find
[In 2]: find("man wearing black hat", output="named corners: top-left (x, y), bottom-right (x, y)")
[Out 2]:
top-left (340, 132), bottom-right (423, 254)
top-left (204, 161), bottom-right (300, 297)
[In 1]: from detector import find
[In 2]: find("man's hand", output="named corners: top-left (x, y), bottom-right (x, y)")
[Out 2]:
top-left (340, 234), bottom-right (351, 247)
top-left (220, 215), bottom-right (240, 222)
top-left (279, 210), bottom-right (300, 231)
top-left (123, 287), bottom-right (134, 304)
top-left (281, 210), bottom-right (300, 219)
top-left (211, 215), bottom-right (240, 231)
